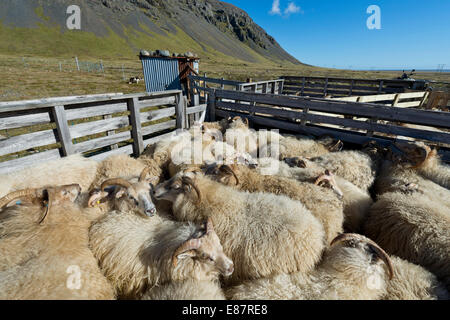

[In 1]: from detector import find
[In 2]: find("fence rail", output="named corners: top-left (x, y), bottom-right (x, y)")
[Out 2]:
top-left (0, 91), bottom-right (206, 174)
top-left (207, 89), bottom-right (450, 162)
top-left (281, 76), bottom-right (422, 97)
top-left (331, 91), bottom-right (429, 108)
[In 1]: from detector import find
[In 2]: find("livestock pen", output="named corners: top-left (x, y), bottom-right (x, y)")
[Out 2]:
top-left (0, 91), bottom-right (206, 174)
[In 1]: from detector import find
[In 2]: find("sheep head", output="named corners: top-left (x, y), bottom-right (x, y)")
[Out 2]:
top-left (284, 157), bottom-right (308, 169)
top-left (0, 184), bottom-right (81, 224)
top-left (329, 233), bottom-right (394, 281)
top-left (226, 116), bottom-right (249, 130)
top-left (204, 164), bottom-right (240, 186)
top-left (315, 170), bottom-right (344, 199)
top-left (88, 168), bottom-right (158, 217)
top-left (172, 217), bottom-right (234, 278)
top-left (391, 141), bottom-right (437, 168)
top-left (153, 171), bottom-right (201, 205)
top-left (317, 135), bottom-right (344, 152)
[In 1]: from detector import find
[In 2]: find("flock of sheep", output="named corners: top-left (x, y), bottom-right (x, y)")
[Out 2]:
top-left (0, 116), bottom-right (449, 300)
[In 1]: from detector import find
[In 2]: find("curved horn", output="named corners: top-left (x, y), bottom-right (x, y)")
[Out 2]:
top-left (220, 165), bottom-right (239, 186)
top-left (206, 217), bottom-right (214, 235)
top-left (0, 189), bottom-right (39, 209)
top-left (172, 238), bottom-right (202, 267)
top-left (331, 234), bottom-right (394, 280)
top-left (182, 176), bottom-right (201, 204)
top-left (139, 167), bottom-right (151, 182)
top-left (38, 188), bottom-right (52, 224)
top-left (101, 179), bottom-right (132, 192)
top-left (244, 118), bottom-right (249, 127)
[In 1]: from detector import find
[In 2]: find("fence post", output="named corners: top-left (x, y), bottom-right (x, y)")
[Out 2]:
top-left (52, 105), bottom-right (74, 156)
top-left (75, 56), bottom-right (80, 71)
top-left (175, 92), bottom-right (186, 129)
top-left (324, 78), bottom-right (329, 97)
top-left (128, 97), bottom-right (144, 157)
top-left (208, 90), bottom-right (216, 122)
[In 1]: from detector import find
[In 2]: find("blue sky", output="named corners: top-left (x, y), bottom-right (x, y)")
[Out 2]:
top-left (225, 0), bottom-right (450, 70)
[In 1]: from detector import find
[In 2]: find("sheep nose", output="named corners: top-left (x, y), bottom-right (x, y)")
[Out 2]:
top-left (225, 265), bottom-right (234, 276)
top-left (145, 208), bottom-right (156, 217)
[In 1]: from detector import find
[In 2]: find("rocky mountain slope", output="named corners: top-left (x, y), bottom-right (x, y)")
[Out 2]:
top-left (0, 0), bottom-right (301, 64)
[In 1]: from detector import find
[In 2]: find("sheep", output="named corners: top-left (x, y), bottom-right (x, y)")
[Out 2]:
top-left (259, 157), bottom-right (373, 233)
top-left (89, 210), bottom-right (232, 299)
top-left (141, 218), bottom-right (233, 300)
top-left (0, 154), bottom-right (98, 197)
top-left (363, 190), bottom-right (450, 290)
top-left (226, 233), bottom-right (394, 300)
top-left (153, 169), bottom-right (326, 285)
top-left (307, 150), bottom-right (378, 192)
top-left (0, 185), bottom-right (115, 300)
top-left (392, 141), bottom-right (450, 190)
top-left (91, 154), bottom-right (163, 190)
top-left (203, 163), bottom-right (344, 244)
top-left (385, 256), bottom-right (449, 300)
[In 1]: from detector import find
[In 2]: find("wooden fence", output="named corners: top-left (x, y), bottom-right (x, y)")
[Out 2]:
top-left (0, 91), bottom-right (206, 175)
top-left (188, 75), bottom-right (284, 103)
top-left (331, 91), bottom-right (429, 108)
top-left (281, 76), bottom-right (421, 97)
top-left (206, 89), bottom-right (450, 162)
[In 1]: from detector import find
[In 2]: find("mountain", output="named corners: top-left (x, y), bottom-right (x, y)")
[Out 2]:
top-left (0, 0), bottom-right (301, 64)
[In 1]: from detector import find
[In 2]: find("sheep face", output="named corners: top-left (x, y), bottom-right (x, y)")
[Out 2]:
top-left (173, 218), bottom-right (234, 278)
top-left (328, 234), bottom-right (394, 283)
top-left (88, 168), bottom-right (157, 217)
top-left (204, 164), bottom-right (240, 186)
top-left (153, 172), bottom-right (201, 205)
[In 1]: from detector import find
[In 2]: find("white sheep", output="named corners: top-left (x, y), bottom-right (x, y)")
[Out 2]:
top-left (226, 233), bottom-right (394, 300)
top-left (0, 154), bottom-right (98, 197)
top-left (363, 190), bottom-right (450, 290)
top-left (153, 170), bottom-right (326, 285)
top-left (89, 211), bottom-right (232, 299)
top-left (0, 185), bottom-right (115, 300)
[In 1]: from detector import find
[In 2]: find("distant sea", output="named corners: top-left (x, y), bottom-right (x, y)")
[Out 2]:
top-left (359, 69), bottom-right (450, 73)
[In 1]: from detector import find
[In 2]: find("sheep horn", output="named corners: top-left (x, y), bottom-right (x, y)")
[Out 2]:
top-left (172, 238), bottom-right (202, 267)
top-left (139, 167), bottom-right (151, 182)
top-left (101, 179), bottom-right (132, 192)
top-left (331, 234), bottom-right (394, 280)
top-left (315, 170), bottom-right (344, 199)
top-left (206, 217), bottom-right (215, 235)
top-left (182, 176), bottom-right (201, 204)
top-left (0, 189), bottom-right (39, 209)
top-left (38, 189), bottom-right (53, 224)
top-left (220, 165), bottom-right (239, 186)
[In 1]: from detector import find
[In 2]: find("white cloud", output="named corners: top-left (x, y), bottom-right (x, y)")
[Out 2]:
top-left (269, 0), bottom-right (281, 15)
top-left (284, 2), bottom-right (301, 15)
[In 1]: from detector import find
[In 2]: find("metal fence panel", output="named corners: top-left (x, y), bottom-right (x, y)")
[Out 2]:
top-left (141, 57), bottom-right (181, 92)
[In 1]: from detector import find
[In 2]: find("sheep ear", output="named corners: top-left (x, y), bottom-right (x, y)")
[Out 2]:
top-left (87, 189), bottom-right (109, 208)
top-left (176, 250), bottom-right (197, 261)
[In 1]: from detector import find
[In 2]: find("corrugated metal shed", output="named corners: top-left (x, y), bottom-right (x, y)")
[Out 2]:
top-left (140, 57), bottom-right (182, 93)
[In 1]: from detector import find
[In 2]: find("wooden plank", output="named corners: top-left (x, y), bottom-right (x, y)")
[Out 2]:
top-left (186, 104), bottom-right (207, 115)
top-left (397, 92), bottom-right (427, 99)
top-left (396, 101), bottom-right (422, 108)
top-left (73, 131), bottom-right (132, 154)
top-left (358, 94), bottom-right (398, 103)
top-left (66, 102), bottom-right (128, 121)
top-left (88, 144), bottom-right (133, 162)
top-left (214, 89), bottom-right (450, 129)
top-left (0, 149), bottom-right (61, 175)
top-left (138, 96), bottom-right (176, 109)
top-left (175, 93), bottom-right (186, 129)
top-left (0, 112), bottom-right (51, 130)
top-left (141, 120), bottom-right (176, 136)
top-left (69, 116), bottom-right (130, 139)
top-left (188, 75), bottom-right (242, 87)
top-left (0, 129), bottom-right (57, 157)
top-left (140, 107), bottom-right (176, 123)
top-left (0, 90), bottom-right (182, 113)
top-left (216, 101), bottom-right (450, 144)
top-left (52, 105), bottom-right (74, 156)
top-left (128, 98), bottom-right (144, 157)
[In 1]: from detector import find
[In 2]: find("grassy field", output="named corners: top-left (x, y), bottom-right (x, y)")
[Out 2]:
top-left (0, 53), bottom-right (449, 102)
